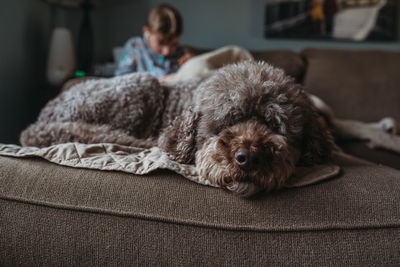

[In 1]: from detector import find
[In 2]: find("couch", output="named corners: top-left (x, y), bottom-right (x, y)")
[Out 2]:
top-left (1, 48), bottom-right (399, 266)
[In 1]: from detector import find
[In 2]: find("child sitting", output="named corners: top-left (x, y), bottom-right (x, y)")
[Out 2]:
top-left (114, 3), bottom-right (192, 80)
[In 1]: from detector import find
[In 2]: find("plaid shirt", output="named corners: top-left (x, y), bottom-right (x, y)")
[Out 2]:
top-left (114, 36), bottom-right (182, 77)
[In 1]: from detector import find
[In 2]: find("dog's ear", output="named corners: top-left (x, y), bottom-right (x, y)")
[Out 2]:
top-left (157, 108), bottom-right (201, 164)
top-left (298, 111), bottom-right (335, 166)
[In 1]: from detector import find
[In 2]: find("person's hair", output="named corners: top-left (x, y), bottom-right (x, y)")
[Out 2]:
top-left (147, 3), bottom-right (183, 41)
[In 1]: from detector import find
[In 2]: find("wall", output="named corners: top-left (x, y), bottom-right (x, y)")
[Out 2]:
top-left (67, 0), bottom-right (400, 63)
top-left (0, 0), bottom-right (50, 144)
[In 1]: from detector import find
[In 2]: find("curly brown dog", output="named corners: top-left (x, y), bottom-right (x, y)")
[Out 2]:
top-left (21, 61), bottom-right (334, 196)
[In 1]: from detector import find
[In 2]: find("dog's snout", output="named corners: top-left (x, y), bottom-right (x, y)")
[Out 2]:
top-left (235, 150), bottom-right (249, 167)
top-left (235, 150), bottom-right (262, 169)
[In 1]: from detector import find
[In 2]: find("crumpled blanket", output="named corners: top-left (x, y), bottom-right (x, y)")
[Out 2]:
top-left (309, 95), bottom-right (400, 154)
top-left (173, 45), bottom-right (254, 82)
top-left (0, 142), bottom-right (341, 189)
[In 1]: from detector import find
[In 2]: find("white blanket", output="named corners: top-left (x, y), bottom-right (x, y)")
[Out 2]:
top-left (0, 142), bottom-right (341, 188)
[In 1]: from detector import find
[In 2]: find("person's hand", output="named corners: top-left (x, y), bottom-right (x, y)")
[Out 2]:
top-left (178, 53), bottom-right (194, 66)
top-left (159, 73), bottom-right (176, 82)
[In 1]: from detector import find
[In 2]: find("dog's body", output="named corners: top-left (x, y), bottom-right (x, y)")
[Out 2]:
top-left (21, 61), bottom-right (334, 196)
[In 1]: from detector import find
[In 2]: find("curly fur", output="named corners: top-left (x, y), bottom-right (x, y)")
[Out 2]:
top-left (21, 61), bottom-right (334, 196)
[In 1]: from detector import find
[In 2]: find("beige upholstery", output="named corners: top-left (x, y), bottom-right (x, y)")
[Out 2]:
top-left (1, 152), bottom-right (399, 265)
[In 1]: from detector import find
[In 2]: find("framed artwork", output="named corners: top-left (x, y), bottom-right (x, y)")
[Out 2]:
top-left (264, 0), bottom-right (399, 41)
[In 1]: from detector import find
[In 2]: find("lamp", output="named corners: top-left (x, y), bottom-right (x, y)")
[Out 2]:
top-left (47, 27), bottom-right (76, 85)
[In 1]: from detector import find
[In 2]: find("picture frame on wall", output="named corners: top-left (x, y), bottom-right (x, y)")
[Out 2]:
top-left (264, 0), bottom-right (399, 42)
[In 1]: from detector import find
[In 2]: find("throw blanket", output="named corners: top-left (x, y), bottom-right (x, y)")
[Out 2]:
top-left (0, 143), bottom-right (340, 189)
top-left (173, 45), bottom-right (253, 82)
top-left (309, 95), bottom-right (400, 154)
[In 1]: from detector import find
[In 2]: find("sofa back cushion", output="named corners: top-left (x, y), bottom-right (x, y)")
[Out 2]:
top-left (302, 48), bottom-right (400, 121)
top-left (251, 50), bottom-right (305, 82)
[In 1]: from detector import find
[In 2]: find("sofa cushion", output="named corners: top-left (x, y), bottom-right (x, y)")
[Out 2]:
top-left (251, 50), bottom-right (305, 82)
top-left (1, 153), bottom-right (399, 265)
top-left (302, 48), bottom-right (400, 122)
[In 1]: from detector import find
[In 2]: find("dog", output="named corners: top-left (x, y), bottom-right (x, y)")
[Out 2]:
top-left (21, 61), bottom-right (335, 196)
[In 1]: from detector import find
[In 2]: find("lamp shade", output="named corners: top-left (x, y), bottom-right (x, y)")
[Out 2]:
top-left (46, 27), bottom-right (76, 86)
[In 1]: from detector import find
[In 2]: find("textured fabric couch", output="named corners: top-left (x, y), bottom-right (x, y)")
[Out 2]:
top-left (1, 48), bottom-right (399, 266)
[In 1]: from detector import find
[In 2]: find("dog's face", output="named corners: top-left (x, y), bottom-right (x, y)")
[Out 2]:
top-left (193, 61), bottom-right (334, 196)
top-left (195, 119), bottom-right (298, 196)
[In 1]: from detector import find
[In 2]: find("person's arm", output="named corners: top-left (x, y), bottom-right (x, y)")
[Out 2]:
top-left (114, 40), bottom-right (138, 76)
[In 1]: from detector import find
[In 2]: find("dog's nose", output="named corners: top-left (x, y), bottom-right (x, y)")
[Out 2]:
top-left (235, 150), bottom-right (261, 169)
top-left (235, 150), bottom-right (249, 167)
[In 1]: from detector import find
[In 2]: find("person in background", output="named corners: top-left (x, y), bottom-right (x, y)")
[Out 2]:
top-left (114, 3), bottom-right (193, 81)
